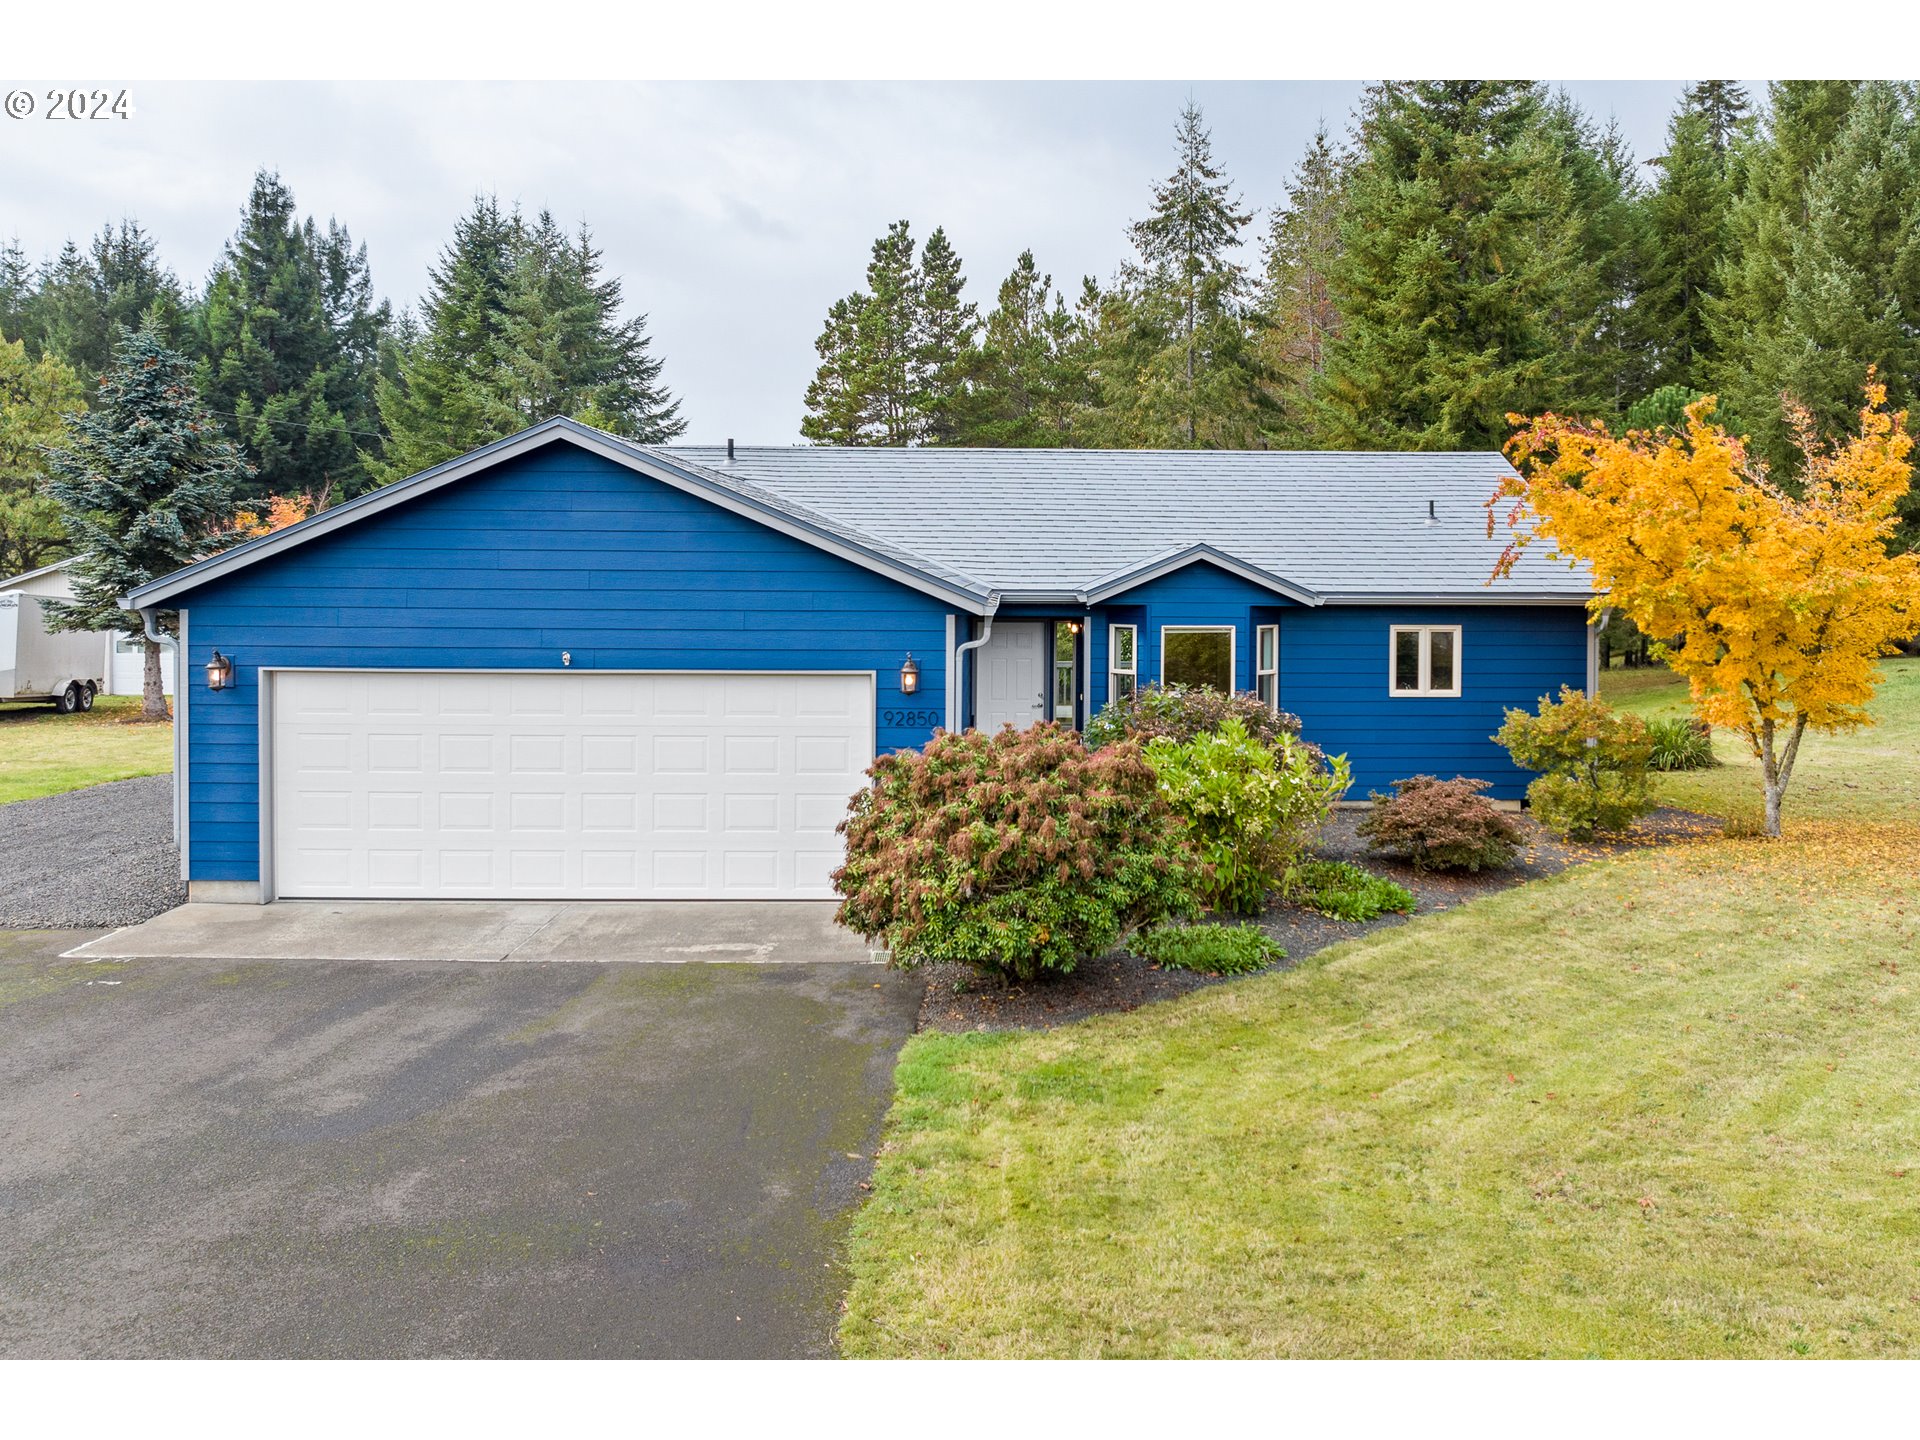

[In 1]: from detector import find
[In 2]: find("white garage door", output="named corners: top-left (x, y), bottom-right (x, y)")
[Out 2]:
top-left (269, 670), bottom-right (874, 900)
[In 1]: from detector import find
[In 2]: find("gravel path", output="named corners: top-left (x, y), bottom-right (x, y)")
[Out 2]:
top-left (0, 775), bottom-right (184, 929)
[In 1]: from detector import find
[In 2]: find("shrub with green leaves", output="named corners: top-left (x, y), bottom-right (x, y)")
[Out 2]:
top-left (1356, 775), bottom-right (1524, 873)
top-left (1495, 685), bottom-right (1655, 841)
top-left (1145, 717), bottom-right (1352, 915)
top-left (1085, 682), bottom-right (1307, 753)
top-left (1280, 859), bottom-right (1415, 922)
top-left (1130, 923), bottom-right (1285, 975)
top-left (1647, 716), bottom-right (1717, 771)
top-left (833, 722), bottom-right (1201, 982)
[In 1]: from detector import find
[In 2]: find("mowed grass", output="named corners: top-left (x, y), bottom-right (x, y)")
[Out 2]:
top-left (1603, 657), bottom-right (1920, 826)
top-left (840, 659), bottom-right (1920, 1358)
top-left (0, 695), bottom-right (173, 805)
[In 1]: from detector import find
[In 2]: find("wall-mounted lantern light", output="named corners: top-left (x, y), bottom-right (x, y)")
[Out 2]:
top-left (206, 650), bottom-right (235, 690)
top-left (900, 653), bottom-right (921, 695)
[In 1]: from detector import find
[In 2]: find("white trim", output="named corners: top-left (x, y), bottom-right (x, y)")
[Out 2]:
top-left (1081, 543), bottom-right (1320, 607)
top-left (177, 608), bottom-right (189, 875)
top-left (128, 422), bottom-right (991, 615)
top-left (1255, 622), bottom-right (1279, 711)
top-left (254, 666), bottom-right (881, 905)
top-left (1107, 622), bottom-right (1138, 704)
top-left (1159, 624), bottom-right (1237, 692)
top-left (1388, 624), bottom-right (1464, 698)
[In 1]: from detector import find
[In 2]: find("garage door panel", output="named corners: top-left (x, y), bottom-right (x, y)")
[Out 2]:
top-left (271, 670), bottom-right (871, 900)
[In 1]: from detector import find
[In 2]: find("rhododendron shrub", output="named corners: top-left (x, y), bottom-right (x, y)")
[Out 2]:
top-left (833, 723), bottom-right (1200, 981)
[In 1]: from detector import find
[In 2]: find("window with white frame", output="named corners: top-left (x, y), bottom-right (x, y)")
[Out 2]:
top-left (1108, 623), bottom-right (1137, 702)
top-left (1255, 624), bottom-right (1279, 710)
top-left (1390, 625), bottom-right (1462, 697)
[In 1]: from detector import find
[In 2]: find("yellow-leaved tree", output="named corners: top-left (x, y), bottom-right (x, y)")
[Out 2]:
top-left (1493, 381), bottom-right (1920, 837)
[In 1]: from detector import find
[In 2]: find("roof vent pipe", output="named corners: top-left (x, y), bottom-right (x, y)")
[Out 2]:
top-left (1427, 498), bottom-right (1436, 523)
top-left (727, 438), bottom-right (735, 462)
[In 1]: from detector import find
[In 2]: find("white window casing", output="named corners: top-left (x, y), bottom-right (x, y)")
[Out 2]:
top-left (1109, 623), bottom-right (1137, 702)
top-left (1255, 623), bottom-right (1279, 710)
top-left (1389, 625), bottom-right (1463, 698)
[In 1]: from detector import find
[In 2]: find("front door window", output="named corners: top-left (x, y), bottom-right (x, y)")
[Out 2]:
top-left (1052, 621), bottom-right (1078, 727)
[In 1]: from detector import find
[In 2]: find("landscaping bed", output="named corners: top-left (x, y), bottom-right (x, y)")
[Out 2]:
top-left (916, 804), bottom-right (1720, 1035)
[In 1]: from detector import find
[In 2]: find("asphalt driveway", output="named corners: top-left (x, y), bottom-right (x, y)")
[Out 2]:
top-left (0, 927), bottom-right (922, 1358)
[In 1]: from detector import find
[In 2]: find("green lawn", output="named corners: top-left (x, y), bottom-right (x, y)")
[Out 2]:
top-left (840, 659), bottom-right (1920, 1358)
top-left (1604, 657), bottom-right (1920, 826)
top-left (0, 695), bottom-right (174, 805)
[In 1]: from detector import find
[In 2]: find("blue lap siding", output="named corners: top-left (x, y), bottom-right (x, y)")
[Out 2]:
top-left (177, 444), bottom-right (951, 884)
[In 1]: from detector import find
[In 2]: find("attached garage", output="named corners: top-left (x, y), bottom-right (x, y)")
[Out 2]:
top-left (269, 669), bottom-right (874, 900)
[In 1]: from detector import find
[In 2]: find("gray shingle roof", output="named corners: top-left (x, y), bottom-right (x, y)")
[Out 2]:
top-left (642, 444), bottom-right (1591, 603)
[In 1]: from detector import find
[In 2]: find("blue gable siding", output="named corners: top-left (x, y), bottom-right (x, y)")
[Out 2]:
top-left (1278, 604), bottom-right (1588, 800)
top-left (1090, 561), bottom-right (1302, 711)
top-left (178, 443), bottom-right (952, 884)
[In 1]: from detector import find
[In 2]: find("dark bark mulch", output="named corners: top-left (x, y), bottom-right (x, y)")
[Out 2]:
top-left (914, 805), bottom-right (1720, 1035)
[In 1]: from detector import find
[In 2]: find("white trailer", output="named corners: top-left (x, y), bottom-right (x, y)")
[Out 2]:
top-left (1, 587), bottom-right (104, 712)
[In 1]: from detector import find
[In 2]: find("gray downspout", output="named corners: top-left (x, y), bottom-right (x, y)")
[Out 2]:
top-left (949, 593), bottom-right (1001, 732)
top-left (140, 606), bottom-right (182, 844)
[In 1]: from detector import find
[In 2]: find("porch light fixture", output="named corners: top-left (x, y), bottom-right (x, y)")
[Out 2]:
top-left (899, 653), bottom-right (921, 695)
top-left (205, 649), bottom-right (234, 691)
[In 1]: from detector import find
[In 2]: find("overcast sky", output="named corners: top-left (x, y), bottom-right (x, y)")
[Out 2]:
top-left (3, 81), bottom-right (1704, 443)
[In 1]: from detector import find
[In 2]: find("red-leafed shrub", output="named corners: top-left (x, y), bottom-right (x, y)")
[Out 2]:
top-left (1355, 775), bottom-right (1525, 874)
top-left (832, 723), bottom-right (1201, 981)
top-left (1084, 682), bottom-right (1309, 753)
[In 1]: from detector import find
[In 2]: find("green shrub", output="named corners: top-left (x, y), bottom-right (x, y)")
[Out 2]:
top-left (1145, 718), bottom-right (1352, 915)
top-left (1647, 716), bottom-right (1717, 771)
top-left (833, 722), bottom-right (1201, 982)
top-left (1130, 923), bottom-right (1286, 975)
top-left (1356, 775), bottom-right (1524, 874)
top-left (1495, 685), bottom-right (1655, 841)
top-left (1280, 859), bottom-right (1415, 922)
top-left (1085, 682), bottom-right (1307, 753)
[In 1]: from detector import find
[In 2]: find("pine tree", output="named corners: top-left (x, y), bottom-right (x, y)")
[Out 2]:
top-left (1708, 80), bottom-right (1860, 427)
top-left (800, 220), bottom-right (925, 445)
top-left (1748, 83), bottom-right (1920, 526)
top-left (0, 337), bottom-right (86, 577)
top-left (1640, 105), bottom-right (1733, 390)
top-left (40, 328), bottom-right (249, 718)
top-left (961, 250), bottom-right (1094, 446)
top-left (1313, 81), bottom-right (1597, 449)
top-left (913, 226), bottom-right (979, 444)
top-left (30, 242), bottom-right (110, 379)
top-left (1683, 80), bottom-right (1752, 157)
top-left (1257, 125), bottom-right (1344, 443)
top-left (1096, 100), bottom-right (1266, 448)
top-left (1, 239), bottom-right (36, 346)
top-left (374, 195), bottom-right (520, 480)
top-left (799, 296), bottom-right (870, 445)
top-left (197, 170), bottom-right (391, 504)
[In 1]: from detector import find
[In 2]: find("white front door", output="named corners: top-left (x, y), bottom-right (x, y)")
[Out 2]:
top-left (269, 669), bottom-right (874, 900)
top-left (975, 622), bottom-right (1047, 732)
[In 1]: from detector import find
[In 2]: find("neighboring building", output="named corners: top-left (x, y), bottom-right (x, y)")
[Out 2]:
top-left (126, 420), bottom-right (1596, 905)
top-left (1, 557), bottom-right (177, 698)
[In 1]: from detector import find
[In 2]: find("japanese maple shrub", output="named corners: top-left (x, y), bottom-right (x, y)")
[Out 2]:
top-left (833, 723), bottom-right (1200, 981)
top-left (1495, 686), bottom-right (1654, 840)
top-left (1357, 775), bottom-right (1524, 873)
top-left (1085, 682), bottom-right (1307, 752)
top-left (1145, 717), bottom-right (1351, 915)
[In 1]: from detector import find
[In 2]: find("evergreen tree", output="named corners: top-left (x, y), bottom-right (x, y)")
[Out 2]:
top-left (1748, 82), bottom-right (1920, 523)
top-left (40, 328), bottom-right (249, 718)
top-left (1, 239), bottom-right (36, 348)
top-left (1257, 125), bottom-right (1344, 443)
top-left (1098, 100), bottom-right (1266, 448)
top-left (197, 170), bottom-right (391, 504)
top-left (1683, 80), bottom-right (1752, 157)
top-left (1313, 81), bottom-right (1597, 449)
top-left (1641, 105), bottom-right (1733, 390)
top-left (0, 337), bottom-right (86, 577)
top-left (1708, 80), bottom-right (1860, 421)
top-left (374, 195), bottom-right (520, 480)
top-left (798, 296), bottom-right (870, 446)
top-left (800, 220), bottom-right (924, 445)
top-left (913, 226), bottom-right (979, 444)
top-left (961, 251), bottom-right (1094, 446)
top-left (30, 241), bottom-right (110, 379)
top-left (91, 221), bottom-right (190, 355)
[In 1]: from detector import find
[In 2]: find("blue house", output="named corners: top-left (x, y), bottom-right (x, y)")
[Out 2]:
top-left (127, 420), bottom-right (1595, 904)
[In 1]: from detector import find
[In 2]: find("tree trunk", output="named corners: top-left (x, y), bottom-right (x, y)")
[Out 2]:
top-left (142, 638), bottom-right (168, 723)
top-left (1755, 714), bottom-right (1808, 839)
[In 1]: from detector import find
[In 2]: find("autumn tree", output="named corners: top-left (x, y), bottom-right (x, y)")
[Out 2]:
top-left (1496, 381), bottom-right (1920, 836)
top-left (0, 337), bottom-right (86, 576)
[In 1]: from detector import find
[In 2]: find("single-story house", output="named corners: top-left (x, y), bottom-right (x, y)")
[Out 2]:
top-left (126, 419), bottom-right (1595, 904)
top-left (2, 556), bottom-right (177, 697)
